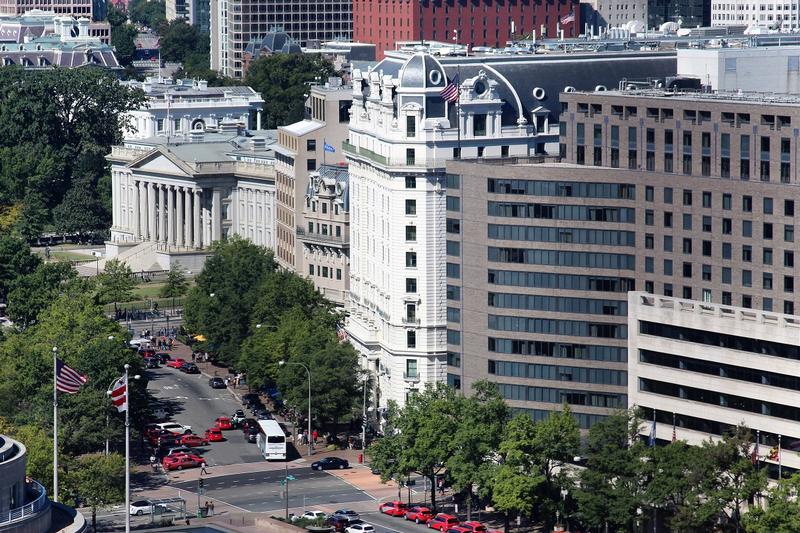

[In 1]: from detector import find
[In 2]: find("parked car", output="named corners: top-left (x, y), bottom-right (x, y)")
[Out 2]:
top-left (240, 418), bottom-right (258, 432)
top-left (405, 506), bottom-right (433, 524)
top-left (156, 352), bottom-right (172, 364)
top-left (242, 393), bottom-right (259, 407)
top-left (205, 428), bottom-right (224, 442)
top-left (148, 429), bottom-right (178, 446)
top-left (331, 509), bottom-right (360, 523)
top-left (138, 348), bottom-right (155, 358)
top-left (301, 510), bottom-right (327, 521)
top-left (162, 453), bottom-right (202, 471)
top-left (245, 426), bottom-right (259, 443)
top-left (164, 445), bottom-right (193, 456)
top-left (180, 362), bottom-right (200, 374)
top-left (231, 409), bottom-right (246, 424)
top-left (254, 409), bottom-right (272, 420)
top-left (312, 457), bottom-right (349, 470)
top-left (166, 358), bottom-right (186, 369)
top-left (179, 434), bottom-right (209, 447)
top-left (214, 417), bottom-right (233, 430)
top-left (326, 516), bottom-right (357, 532)
top-left (457, 521), bottom-right (488, 532)
top-left (209, 377), bottom-right (225, 389)
top-left (144, 357), bottom-right (160, 369)
top-left (379, 501), bottom-right (408, 517)
top-left (157, 422), bottom-right (192, 435)
top-left (345, 524), bottom-right (374, 533)
top-left (129, 500), bottom-right (166, 516)
top-left (427, 514), bottom-right (459, 531)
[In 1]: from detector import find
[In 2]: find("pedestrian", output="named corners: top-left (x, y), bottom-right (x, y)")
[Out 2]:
top-left (201, 461), bottom-right (209, 474)
top-left (204, 501), bottom-right (209, 516)
top-left (312, 429), bottom-right (318, 443)
top-left (208, 501), bottom-right (215, 516)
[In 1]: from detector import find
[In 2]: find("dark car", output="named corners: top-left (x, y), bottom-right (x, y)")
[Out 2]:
top-left (156, 352), bottom-right (172, 364)
top-left (311, 457), bottom-right (349, 471)
top-left (242, 393), bottom-right (259, 407)
top-left (245, 426), bottom-right (259, 443)
top-left (254, 409), bottom-right (272, 420)
top-left (240, 418), bottom-right (258, 432)
top-left (331, 509), bottom-right (360, 523)
top-left (180, 362), bottom-right (200, 374)
top-left (144, 357), bottom-right (160, 369)
top-left (326, 516), bottom-right (359, 532)
top-left (208, 377), bottom-right (225, 388)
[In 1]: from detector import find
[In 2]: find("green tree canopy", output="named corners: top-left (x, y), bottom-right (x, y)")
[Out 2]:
top-left (183, 237), bottom-right (276, 366)
top-left (159, 264), bottom-right (189, 304)
top-left (6, 261), bottom-right (78, 328)
top-left (52, 174), bottom-right (110, 236)
top-left (128, 0), bottom-right (166, 29)
top-left (111, 22), bottom-right (139, 67)
top-left (97, 259), bottom-right (136, 310)
top-left (64, 452), bottom-right (125, 532)
top-left (158, 20), bottom-right (206, 63)
top-left (0, 234), bottom-right (40, 300)
top-left (744, 474), bottom-right (800, 533)
top-left (245, 54), bottom-right (336, 128)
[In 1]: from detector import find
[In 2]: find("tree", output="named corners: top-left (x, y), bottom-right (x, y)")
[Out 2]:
top-left (64, 453), bottom-right (125, 532)
top-left (6, 261), bottom-right (78, 328)
top-left (245, 54), bottom-right (336, 128)
top-left (574, 409), bottom-right (647, 532)
top-left (97, 259), bottom-right (135, 311)
top-left (158, 20), bottom-right (205, 62)
top-left (491, 413), bottom-right (545, 529)
top-left (251, 270), bottom-right (334, 330)
top-left (744, 474), bottom-right (800, 533)
top-left (128, 0), bottom-right (166, 30)
top-left (367, 383), bottom-right (462, 512)
top-left (159, 264), bottom-right (189, 307)
top-left (447, 381), bottom-right (509, 520)
top-left (53, 174), bottom-right (109, 237)
top-left (106, 4), bottom-right (128, 29)
top-left (0, 418), bottom-right (53, 493)
top-left (111, 23), bottom-right (138, 67)
top-left (0, 235), bottom-right (40, 300)
top-left (183, 237), bottom-right (276, 366)
top-left (14, 192), bottom-right (49, 242)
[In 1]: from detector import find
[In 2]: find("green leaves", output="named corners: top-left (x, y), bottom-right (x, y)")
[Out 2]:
top-left (97, 259), bottom-right (136, 308)
top-left (159, 264), bottom-right (189, 300)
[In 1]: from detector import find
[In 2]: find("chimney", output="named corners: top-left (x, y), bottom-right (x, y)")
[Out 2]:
top-left (189, 129), bottom-right (205, 143)
top-left (250, 137), bottom-right (266, 151)
top-left (197, 80), bottom-right (208, 90)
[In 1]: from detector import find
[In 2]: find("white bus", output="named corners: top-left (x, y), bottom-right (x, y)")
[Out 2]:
top-left (256, 419), bottom-right (287, 460)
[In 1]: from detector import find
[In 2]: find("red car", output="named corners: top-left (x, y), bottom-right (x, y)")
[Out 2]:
top-left (205, 428), bottom-right (224, 442)
top-left (179, 434), bottom-right (209, 447)
top-left (161, 453), bottom-right (202, 471)
top-left (427, 514), bottom-right (459, 531)
top-left (214, 417), bottom-right (233, 430)
top-left (379, 501), bottom-right (408, 517)
top-left (458, 522), bottom-right (487, 532)
top-left (405, 506), bottom-right (433, 524)
top-left (167, 358), bottom-right (186, 369)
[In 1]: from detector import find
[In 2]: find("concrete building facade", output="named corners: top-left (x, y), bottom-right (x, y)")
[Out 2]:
top-left (274, 80), bottom-right (351, 277)
top-left (121, 77), bottom-right (266, 140)
top-left (629, 292), bottom-right (800, 474)
top-left (711, 0), bottom-right (800, 29)
top-left (210, 0), bottom-right (352, 78)
top-left (105, 128), bottom-right (277, 272)
top-left (0, 435), bottom-right (51, 533)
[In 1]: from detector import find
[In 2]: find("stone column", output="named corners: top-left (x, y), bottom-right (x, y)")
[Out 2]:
top-left (184, 187), bottom-right (192, 248)
top-left (176, 186), bottom-right (184, 248)
top-left (158, 184), bottom-right (167, 243)
top-left (193, 189), bottom-right (202, 248)
top-left (148, 182), bottom-right (157, 241)
top-left (167, 185), bottom-right (175, 245)
top-left (242, 188), bottom-right (249, 238)
top-left (133, 181), bottom-right (141, 240)
top-left (211, 187), bottom-right (222, 242)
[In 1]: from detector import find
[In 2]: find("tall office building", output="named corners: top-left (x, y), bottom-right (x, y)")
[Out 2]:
top-left (210, 0), bottom-right (352, 78)
top-left (431, 85), bottom-right (800, 427)
top-left (353, 0), bottom-right (580, 59)
top-left (712, 0), bottom-right (800, 29)
top-left (343, 48), bottom-right (676, 410)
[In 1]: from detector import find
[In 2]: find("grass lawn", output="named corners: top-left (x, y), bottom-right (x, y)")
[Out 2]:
top-left (47, 251), bottom-right (96, 262)
top-left (133, 282), bottom-right (167, 299)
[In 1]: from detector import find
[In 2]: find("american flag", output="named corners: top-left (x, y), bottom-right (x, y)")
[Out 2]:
top-left (440, 73), bottom-right (460, 103)
top-left (560, 11), bottom-right (575, 24)
top-left (55, 358), bottom-right (88, 394)
top-left (110, 375), bottom-right (128, 412)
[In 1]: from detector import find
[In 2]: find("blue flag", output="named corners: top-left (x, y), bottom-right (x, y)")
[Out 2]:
top-left (324, 142), bottom-right (336, 153)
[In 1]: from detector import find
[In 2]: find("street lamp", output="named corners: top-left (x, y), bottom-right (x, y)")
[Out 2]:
top-left (278, 360), bottom-right (312, 457)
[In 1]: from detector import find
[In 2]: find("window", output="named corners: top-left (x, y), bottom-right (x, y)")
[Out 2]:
top-left (723, 292), bottom-right (732, 305)
top-left (764, 223), bottom-right (773, 240)
top-left (764, 272), bottom-right (774, 290)
top-left (446, 240), bottom-right (460, 256)
top-left (702, 191), bottom-right (712, 208)
top-left (663, 259), bottom-right (673, 276)
top-left (664, 187), bottom-right (673, 204)
top-left (406, 115), bottom-right (416, 137)
top-left (406, 225), bottom-right (417, 241)
top-left (447, 218), bottom-right (460, 234)
top-left (307, 158), bottom-right (317, 171)
top-left (406, 359), bottom-right (418, 377)
top-left (683, 287), bottom-right (693, 299)
top-left (406, 278), bottom-right (417, 292)
top-left (786, 200), bottom-right (795, 217)
top-left (723, 194), bottom-right (732, 210)
top-left (785, 225), bottom-right (795, 242)
top-left (645, 281), bottom-right (654, 294)
top-left (446, 263), bottom-right (460, 279)
top-left (743, 220), bottom-right (752, 238)
top-left (646, 186), bottom-right (654, 202)
top-left (723, 218), bottom-right (732, 235)
top-left (336, 269), bottom-right (342, 280)
top-left (406, 148), bottom-right (416, 165)
top-left (322, 203), bottom-right (327, 214)
top-left (742, 270), bottom-right (752, 287)
top-left (742, 245), bottom-right (752, 262)
top-left (664, 284), bottom-right (673, 297)
top-left (722, 267), bottom-right (732, 284)
top-left (645, 257), bottom-right (654, 273)
top-left (786, 301), bottom-right (795, 315)
top-left (723, 243), bottom-right (732, 259)
top-left (447, 285), bottom-right (461, 300)
top-left (405, 176), bottom-right (416, 188)
top-left (683, 214), bottom-right (692, 230)
top-left (308, 264), bottom-right (314, 275)
top-left (664, 236), bottom-right (673, 252)
top-left (682, 238), bottom-right (692, 254)
top-left (645, 233), bottom-right (654, 249)
top-left (785, 251), bottom-right (795, 268)
top-left (703, 216), bottom-right (712, 232)
top-left (683, 189), bottom-right (693, 206)
top-left (446, 196), bottom-right (460, 212)
top-left (682, 262), bottom-right (692, 278)
top-left (764, 248), bottom-right (773, 265)
top-left (702, 264), bottom-right (712, 281)
top-left (764, 197), bottom-right (773, 214)
top-left (307, 139), bottom-right (316, 151)
top-left (405, 199), bottom-right (417, 215)
top-left (743, 195), bottom-right (753, 212)
top-left (406, 252), bottom-right (417, 267)
top-left (645, 210), bottom-right (654, 226)
top-left (407, 330), bottom-right (416, 349)
top-left (473, 114), bottom-right (487, 136)
top-left (664, 212), bottom-right (673, 228)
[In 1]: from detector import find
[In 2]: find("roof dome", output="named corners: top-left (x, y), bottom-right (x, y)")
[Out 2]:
top-left (398, 53), bottom-right (447, 89)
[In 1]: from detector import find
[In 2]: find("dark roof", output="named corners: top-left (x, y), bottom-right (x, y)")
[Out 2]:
top-left (244, 31), bottom-right (302, 56)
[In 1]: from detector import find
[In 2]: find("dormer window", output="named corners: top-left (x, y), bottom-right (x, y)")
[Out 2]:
top-left (473, 114), bottom-right (487, 136)
top-left (406, 115), bottom-right (415, 138)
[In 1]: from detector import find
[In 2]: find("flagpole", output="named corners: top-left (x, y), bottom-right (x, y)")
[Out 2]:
top-left (52, 346), bottom-right (59, 503)
top-left (778, 434), bottom-right (782, 479)
top-left (456, 65), bottom-right (461, 159)
top-left (323, 137), bottom-right (327, 167)
top-left (124, 364), bottom-right (131, 533)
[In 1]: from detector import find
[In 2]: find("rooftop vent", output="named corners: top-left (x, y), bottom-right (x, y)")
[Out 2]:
top-left (189, 129), bottom-right (205, 143)
top-left (250, 137), bottom-right (266, 150)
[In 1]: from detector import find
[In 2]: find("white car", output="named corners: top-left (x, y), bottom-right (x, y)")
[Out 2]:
top-left (345, 524), bottom-right (374, 533)
top-left (302, 510), bottom-right (327, 521)
top-left (129, 500), bottom-right (165, 516)
top-left (157, 422), bottom-right (192, 434)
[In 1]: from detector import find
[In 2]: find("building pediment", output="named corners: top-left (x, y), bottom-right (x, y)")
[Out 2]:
top-left (128, 149), bottom-right (194, 177)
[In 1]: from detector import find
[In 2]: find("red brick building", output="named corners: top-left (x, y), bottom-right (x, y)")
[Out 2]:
top-left (353, 0), bottom-right (580, 58)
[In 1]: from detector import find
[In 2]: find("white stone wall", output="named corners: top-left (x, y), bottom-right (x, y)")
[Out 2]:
top-left (678, 47), bottom-right (800, 93)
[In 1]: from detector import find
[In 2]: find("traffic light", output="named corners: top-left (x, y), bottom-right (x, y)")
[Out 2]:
top-left (199, 478), bottom-right (205, 489)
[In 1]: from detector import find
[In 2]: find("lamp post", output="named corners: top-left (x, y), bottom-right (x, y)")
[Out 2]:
top-left (279, 360), bottom-right (312, 456)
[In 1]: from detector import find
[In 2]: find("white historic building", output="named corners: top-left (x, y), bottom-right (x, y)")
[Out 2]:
top-left (122, 77), bottom-right (266, 140)
top-left (105, 125), bottom-right (277, 272)
top-left (344, 52), bottom-right (547, 409)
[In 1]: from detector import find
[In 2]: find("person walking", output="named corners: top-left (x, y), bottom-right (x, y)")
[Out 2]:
top-left (201, 461), bottom-right (209, 475)
top-left (312, 429), bottom-right (318, 444)
top-left (208, 501), bottom-right (215, 516)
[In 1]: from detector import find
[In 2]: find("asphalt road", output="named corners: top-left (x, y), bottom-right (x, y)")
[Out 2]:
top-left (146, 365), bottom-right (263, 466)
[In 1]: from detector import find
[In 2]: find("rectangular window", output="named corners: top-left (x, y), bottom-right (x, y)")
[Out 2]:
top-left (785, 225), bottom-right (795, 242)
top-left (743, 220), bottom-right (752, 238)
top-left (663, 259), bottom-right (673, 276)
top-left (683, 214), bottom-right (692, 230)
top-left (406, 115), bottom-right (416, 137)
top-left (645, 256), bottom-right (654, 273)
top-left (743, 195), bottom-right (753, 212)
top-left (702, 216), bottom-right (712, 232)
top-left (447, 307), bottom-right (461, 323)
top-left (405, 176), bottom-right (416, 188)
top-left (645, 186), bottom-right (654, 202)
top-left (785, 251), bottom-right (794, 268)
top-left (764, 273), bottom-right (773, 290)
top-left (742, 245), bottom-right (752, 262)
top-left (473, 114), bottom-right (487, 136)
top-left (702, 191), bottom-right (712, 208)
top-left (406, 148), bottom-right (416, 166)
top-left (645, 233), bottom-right (654, 249)
top-left (723, 243), bottom-right (732, 259)
top-left (307, 158), bottom-right (317, 171)
top-left (664, 187), bottom-right (673, 204)
top-left (664, 236), bottom-right (673, 252)
top-left (764, 248), bottom-right (773, 265)
top-left (406, 252), bottom-right (417, 268)
top-left (336, 269), bottom-right (342, 280)
top-left (723, 194), bottom-right (732, 210)
top-left (405, 199), bottom-right (417, 215)
top-left (723, 218), bottom-right (732, 235)
top-left (446, 196), bottom-right (460, 212)
top-left (682, 238), bottom-right (692, 254)
top-left (307, 139), bottom-right (316, 151)
top-left (664, 212), bottom-right (673, 228)
top-left (407, 330), bottom-right (416, 349)
top-left (405, 225), bottom-right (417, 241)
top-left (406, 278), bottom-right (417, 292)
top-left (446, 263), bottom-right (461, 279)
top-left (683, 189), bottom-right (692, 206)
top-left (722, 267), bottom-right (732, 284)
top-left (742, 270), bottom-right (752, 287)
top-left (682, 262), bottom-right (692, 278)
top-left (447, 285), bottom-right (461, 301)
top-left (645, 210), bottom-right (654, 226)
top-left (447, 218), bottom-right (460, 234)
top-left (786, 200), bottom-right (795, 217)
top-left (702, 264), bottom-right (712, 281)
top-left (446, 240), bottom-right (460, 256)
top-left (702, 240), bottom-right (711, 256)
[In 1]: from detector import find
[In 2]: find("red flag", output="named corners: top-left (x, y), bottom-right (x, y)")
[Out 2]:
top-left (110, 375), bottom-right (128, 412)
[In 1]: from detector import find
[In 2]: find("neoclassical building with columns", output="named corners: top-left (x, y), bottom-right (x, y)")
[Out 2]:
top-left (105, 124), bottom-right (278, 272)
